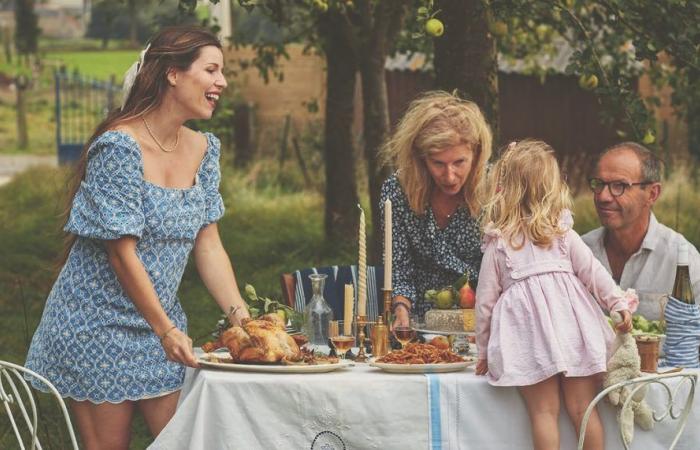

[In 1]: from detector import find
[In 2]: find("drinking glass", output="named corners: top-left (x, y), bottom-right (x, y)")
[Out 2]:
top-left (393, 326), bottom-right (416, 349)
top-left (329, 320), bottom-right (354, 360)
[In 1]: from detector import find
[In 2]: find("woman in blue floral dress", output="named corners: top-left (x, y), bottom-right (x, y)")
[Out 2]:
top-left (379, 91), bottom-right (493, 327)
top-left (25, 26), bottom-right (250, 448)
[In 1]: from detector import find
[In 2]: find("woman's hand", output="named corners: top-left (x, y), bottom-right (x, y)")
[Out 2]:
top-left (161, 328), bottom-right (199, 368)
top-left (615, 309), bottom-right (633, 333)
top-left (475, 359), bottom-right (488, 376)
top-left (227, 305), bottom-right (251, 327)
top-left (391, 305), bottom-right (411, 330)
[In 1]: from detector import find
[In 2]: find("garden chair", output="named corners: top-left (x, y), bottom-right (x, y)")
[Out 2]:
top-left (280, 264), bottom-right (385, 322)
top-left (577, 371), bottom-right (697, 450)
top-left (0, 360), bottom-right (79, 450)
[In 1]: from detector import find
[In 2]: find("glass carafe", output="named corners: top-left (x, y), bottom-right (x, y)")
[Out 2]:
top-left (303, 274), bottom-right (333, 349)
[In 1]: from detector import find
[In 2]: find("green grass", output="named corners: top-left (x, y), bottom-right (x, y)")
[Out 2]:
top-left (45, 50), bottom-right (140, 83)
top-left (0, 87), bottom-right (56, 155)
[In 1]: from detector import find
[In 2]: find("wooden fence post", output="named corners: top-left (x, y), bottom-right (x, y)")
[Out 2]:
top-left (15, 74), bottom-right (29, 150)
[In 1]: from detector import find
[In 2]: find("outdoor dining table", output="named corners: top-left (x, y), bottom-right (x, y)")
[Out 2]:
top-left (148, 350), bottom-right (700, 450)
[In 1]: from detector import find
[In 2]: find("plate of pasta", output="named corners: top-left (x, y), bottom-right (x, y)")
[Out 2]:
top-left (369, 343), bottom-right (476, 374)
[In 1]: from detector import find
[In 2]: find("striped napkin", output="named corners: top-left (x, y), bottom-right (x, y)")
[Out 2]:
top-left (662, 296), bottom-right (700, 368)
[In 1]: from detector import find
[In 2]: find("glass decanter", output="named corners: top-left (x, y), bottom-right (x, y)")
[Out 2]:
top-left (303, 273), bottom-right (333, 349)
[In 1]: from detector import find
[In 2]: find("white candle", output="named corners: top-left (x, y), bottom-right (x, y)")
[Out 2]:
top-left (384, 199), bottom-right (392, 290)
top-left (343, 284), bottom-right (354, 335)
top-left (358, 205), bottom-right (367, 317)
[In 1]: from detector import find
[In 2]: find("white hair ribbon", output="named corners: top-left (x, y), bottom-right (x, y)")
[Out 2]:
top-left (121, 43), bottom-right (151, 110)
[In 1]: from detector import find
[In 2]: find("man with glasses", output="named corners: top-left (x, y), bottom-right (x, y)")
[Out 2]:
top-left (582, 142), bottom-right (700, 319)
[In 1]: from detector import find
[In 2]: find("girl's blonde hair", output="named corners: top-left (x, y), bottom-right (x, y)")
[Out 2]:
top-left (481, 139), bottom-right (572, 249)
top-left (380, 91), bottom-right (492, 217)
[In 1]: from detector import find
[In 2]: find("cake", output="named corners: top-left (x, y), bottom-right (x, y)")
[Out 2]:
top-left (424, 308), bottom-right (475, 332)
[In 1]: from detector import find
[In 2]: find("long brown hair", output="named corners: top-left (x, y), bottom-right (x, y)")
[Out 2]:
top-left (59, 26), bottom-right (222, 265)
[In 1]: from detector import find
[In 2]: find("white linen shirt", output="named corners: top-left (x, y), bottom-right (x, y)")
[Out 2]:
top-left (582, 213), bottom-right (700, 320)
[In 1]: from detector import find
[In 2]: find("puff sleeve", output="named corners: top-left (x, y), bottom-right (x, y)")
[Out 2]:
top-left (199, 133), bottom-right (225, 226)
top-left (64, 133), bottom-right (145, 240)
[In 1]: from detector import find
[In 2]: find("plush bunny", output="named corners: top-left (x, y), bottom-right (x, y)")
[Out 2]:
top-left (604, 311), bottom-right (654, 445)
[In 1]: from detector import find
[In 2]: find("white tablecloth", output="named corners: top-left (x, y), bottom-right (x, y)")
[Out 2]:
top-left (149, 363), bottom-right (699, 450)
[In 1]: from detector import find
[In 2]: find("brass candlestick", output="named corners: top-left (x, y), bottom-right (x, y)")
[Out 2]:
top-left (355, 314), bottom-right (369, 362)
top-left (382, 288), bottom-right (393, 326)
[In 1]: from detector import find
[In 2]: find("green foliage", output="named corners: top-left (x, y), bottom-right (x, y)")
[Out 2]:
top-left (87, 0), bottom-right (201, 45)
top-left (490, 0), bottom-right (699, 148)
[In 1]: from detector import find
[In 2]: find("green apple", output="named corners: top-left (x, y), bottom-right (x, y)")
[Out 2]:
top-left (425, 18), bottom-right (444, 37)
top-left (435, 288), bottom-right (454, 309)
top-left (578, 74), bottom-right (598, 90)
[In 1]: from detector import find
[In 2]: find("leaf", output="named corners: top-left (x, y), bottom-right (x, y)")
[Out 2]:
top-left (263, 297), bottom-right (273, 313)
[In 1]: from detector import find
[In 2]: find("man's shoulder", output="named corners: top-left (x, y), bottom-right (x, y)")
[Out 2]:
top-left (653, 219), bottom-right (699, 252)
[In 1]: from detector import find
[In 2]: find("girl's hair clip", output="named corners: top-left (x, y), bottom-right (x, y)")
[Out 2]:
top-left (507, 141), bottom-right (517, 150)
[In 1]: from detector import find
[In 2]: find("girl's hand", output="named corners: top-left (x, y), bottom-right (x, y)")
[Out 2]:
top-left (615, 309), bottom-right (633, 333)
top-left (161, 328), bottom-right (199, 368)
top-left (475, 359), bottom-right (488, 376)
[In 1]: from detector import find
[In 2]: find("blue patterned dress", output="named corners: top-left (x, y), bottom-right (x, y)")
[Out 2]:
top-left (25, 130), bottom-right (225, 403)
top-left (380, 174), bottom-right (482, 316)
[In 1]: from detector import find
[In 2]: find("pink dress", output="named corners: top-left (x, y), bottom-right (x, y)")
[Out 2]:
top-left (475, 211), bottom-right (638, 386)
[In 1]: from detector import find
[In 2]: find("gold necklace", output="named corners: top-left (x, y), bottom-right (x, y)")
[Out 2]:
top-left (142, 117), bottom-right (179, 153)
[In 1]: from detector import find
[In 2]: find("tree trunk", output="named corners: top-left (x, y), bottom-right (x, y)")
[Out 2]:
top-left (128, 0), bottom-right (138, 47)
top-left (433, 0), bottom-right (499, 143)
top-left (320, 13), bottom-right (360, 240)
top-left (357, 0), bottom-right (406, 263)
top-left (2, 27), bottom-right (12, 64)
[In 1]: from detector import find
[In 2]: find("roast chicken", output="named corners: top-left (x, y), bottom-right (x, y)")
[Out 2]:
top-left (220, 313), bottom-right (301, 363)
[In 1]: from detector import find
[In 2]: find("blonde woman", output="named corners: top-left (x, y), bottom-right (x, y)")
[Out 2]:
top-left (379, 91), bottom-right (492, 327)
top-left (475, 140), bottom-right (638, 450)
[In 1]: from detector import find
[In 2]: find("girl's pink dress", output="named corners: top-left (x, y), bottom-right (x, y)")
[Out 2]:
top-left (475, 211), bottom-right (638, 386)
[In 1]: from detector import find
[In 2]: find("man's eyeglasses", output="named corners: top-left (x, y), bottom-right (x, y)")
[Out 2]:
top-left (588, 178), bottom-right (653, 197)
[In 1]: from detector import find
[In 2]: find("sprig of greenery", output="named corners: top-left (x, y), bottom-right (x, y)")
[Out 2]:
top-left (210, 284), bottom-right (303, 339)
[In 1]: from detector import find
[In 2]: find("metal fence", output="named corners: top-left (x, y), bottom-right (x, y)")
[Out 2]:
top-left (55, 71), bottom-right (121, 164)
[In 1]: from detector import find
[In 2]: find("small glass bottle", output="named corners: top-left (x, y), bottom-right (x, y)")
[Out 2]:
top-left (303, 274), bottom-right (333, 349)
top-left (672, 242), bottom-right (695, 304)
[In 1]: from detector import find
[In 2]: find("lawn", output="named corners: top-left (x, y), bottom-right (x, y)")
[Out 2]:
top-left (44, 50), bottom-right (139, 83)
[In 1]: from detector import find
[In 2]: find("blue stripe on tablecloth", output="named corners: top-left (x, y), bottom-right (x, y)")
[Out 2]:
top-left (426, 374), bottom-right (442, 450)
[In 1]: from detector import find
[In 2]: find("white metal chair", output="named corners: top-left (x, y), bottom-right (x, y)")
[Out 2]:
top-left (578, 371), bottom-right (698, 450)
top-left (0, 360), bottom-right (79, 450)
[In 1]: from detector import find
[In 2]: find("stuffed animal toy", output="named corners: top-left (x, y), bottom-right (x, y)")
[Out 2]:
top-left (604, 311), bottom-right (654, 445)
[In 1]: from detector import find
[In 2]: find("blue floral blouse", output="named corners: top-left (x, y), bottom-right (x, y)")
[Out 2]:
top-left (380, 174), bottom-right (482, 316)
top-left (25, 130), bottom-right (224, 403)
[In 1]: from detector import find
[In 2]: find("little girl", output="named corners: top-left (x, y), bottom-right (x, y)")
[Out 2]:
top-left (475, 140), bottom-right (638, 450)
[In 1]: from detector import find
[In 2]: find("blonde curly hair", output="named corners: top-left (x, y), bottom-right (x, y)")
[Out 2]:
top-left (481, 139), bottom-right (572, 249)
top-left (380, 91), bottom-right (492, 217)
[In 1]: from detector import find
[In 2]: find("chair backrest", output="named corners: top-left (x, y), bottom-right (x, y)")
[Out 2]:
top-left (0, 360), bottom-right (79, 450)
top-left (578, 371), bottom-right (698, 450)
top-left (280, 265), bottom-right (385, 321)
